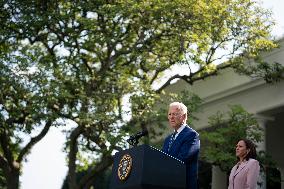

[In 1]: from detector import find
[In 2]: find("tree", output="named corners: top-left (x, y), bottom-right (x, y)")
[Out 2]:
top-left (61, 168), bottom-right (112, 189)
top-left (0, 13), bottom-right (59, 188)
top-left (1, 0), bottom-right (283, 189)
top-left (0, 56), bottom-right (57, 188)
top-left (200, 105), bottom-right (276, 177)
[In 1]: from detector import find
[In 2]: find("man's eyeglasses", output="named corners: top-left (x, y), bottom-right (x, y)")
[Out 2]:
top-left (168, 112), bottom-right (182, 117)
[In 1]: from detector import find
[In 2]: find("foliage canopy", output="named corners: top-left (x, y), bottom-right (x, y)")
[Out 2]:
top-left (200, 105), bottom-right (274, 174)
top-left (0, 0), bottom-right (282, 188)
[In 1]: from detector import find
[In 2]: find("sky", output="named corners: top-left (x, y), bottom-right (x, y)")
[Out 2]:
top-left (20, 1), bottom-right (284, 189)
top-left (262, 0), bottom-right (284, 39)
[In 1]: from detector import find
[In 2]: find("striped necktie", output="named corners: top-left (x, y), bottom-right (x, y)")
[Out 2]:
top-left (167, 130), bottom-right (177, 153)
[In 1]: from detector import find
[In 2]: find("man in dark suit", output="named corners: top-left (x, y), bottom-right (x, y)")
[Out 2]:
top-left (162, 102), bottom-right (200, 189)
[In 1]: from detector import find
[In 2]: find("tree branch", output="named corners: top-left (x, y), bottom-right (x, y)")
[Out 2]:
top-left (78, 154), bottom-right (113, 189)
top-left (17, 119), bottom-right (53, 162)
top-left (0, 129), bottom-right (14, 168)
top-left (0, 155), bottom-right (9, 176)
top-left (67, 125), bottom-right (85, 189)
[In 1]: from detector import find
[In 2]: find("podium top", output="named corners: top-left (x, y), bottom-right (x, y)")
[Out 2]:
top-left (110, 144), bottom-right (186, 189)
top-left (147, 145), bottom-right (184, 164)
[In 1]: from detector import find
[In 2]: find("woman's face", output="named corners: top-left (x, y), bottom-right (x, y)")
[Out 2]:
top-left (235, 140), bottom-right (249, 159)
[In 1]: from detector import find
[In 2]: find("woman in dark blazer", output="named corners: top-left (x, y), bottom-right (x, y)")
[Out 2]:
top-left (228, 139), bottom-right (260, 189)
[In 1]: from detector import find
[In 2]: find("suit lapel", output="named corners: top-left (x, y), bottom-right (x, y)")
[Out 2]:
top-left (234, 161), bottom-right (249, 176)
top-left (169, 126), bottom-right (188, 153)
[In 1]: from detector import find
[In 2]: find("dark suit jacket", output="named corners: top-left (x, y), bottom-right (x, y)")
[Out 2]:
top-left (162, 125), bottom-right (200, 189)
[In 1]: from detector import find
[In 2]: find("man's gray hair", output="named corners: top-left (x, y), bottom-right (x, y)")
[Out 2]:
top-left (169, 102), bottom-right (188, 115)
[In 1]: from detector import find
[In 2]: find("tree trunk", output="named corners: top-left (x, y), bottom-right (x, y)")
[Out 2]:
top-left (6, 165), bottom-right (20, 189)
top-left (67, 126), bottom-right (84, 189)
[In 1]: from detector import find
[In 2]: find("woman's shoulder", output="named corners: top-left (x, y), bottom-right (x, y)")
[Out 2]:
top-left (248, 158), bottom-right (259, 166)
top-left (248, 158), bottom-right (258, 163)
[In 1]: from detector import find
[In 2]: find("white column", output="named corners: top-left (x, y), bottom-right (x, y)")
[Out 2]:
top-left (280, 168), bottom-right (284, 189)
top-left (255, 115), bottom-right (274, 189)
top-left (211, 165), bottom-right (227, 189)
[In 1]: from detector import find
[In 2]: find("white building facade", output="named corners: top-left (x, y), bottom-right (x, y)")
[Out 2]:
top-left (164, 38), bottom-right (284, 189)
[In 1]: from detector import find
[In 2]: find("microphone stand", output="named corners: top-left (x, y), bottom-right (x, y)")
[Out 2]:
top-left (127, 137), bottom-right (139, 147)
top-left (127, 130), bottom-right (148, 147)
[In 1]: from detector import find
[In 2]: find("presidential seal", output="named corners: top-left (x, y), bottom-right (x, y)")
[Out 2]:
top-left (117, 154), bottom-right (132, 181)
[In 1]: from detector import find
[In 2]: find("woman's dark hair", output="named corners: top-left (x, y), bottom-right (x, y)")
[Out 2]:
top-left (237, 139), bottom-right (257, 161)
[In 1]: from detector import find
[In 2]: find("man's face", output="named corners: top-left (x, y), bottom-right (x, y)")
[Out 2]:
top-left (168, 105), bottom-right (185, 130)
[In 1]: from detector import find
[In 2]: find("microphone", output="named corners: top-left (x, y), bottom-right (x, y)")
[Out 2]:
top-left (129, 130), bottom-right (148, 140)
top-left (127, 130), bottom-right (148, 146)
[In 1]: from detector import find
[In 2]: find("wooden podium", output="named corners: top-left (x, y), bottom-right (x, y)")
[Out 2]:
top-left (109, 144), bottom-right (186, 189)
